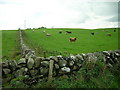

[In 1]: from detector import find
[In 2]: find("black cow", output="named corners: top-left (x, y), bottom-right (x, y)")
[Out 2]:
top-left (66, 31), bottom-right (72, 34)
top-left (59, 30), bottom-right (62, 34)
top-left (91, 33), bottom-right (94, 35)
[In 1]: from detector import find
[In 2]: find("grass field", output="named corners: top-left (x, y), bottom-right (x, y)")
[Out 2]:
top-left (2, 28), bottom-right (119, 88)
top-left (23, 28), bottom-right (118, 57)
top-left (2, 30), bottom-right (20, 61)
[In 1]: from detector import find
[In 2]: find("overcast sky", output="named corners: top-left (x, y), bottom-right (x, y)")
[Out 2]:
top-left (0, 0), bottom-right (119, 30)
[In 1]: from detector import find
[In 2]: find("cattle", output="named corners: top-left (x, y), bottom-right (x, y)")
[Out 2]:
top-left (59, 30), bottom-right (62, 34)
top-left (66, 31), bottom-right (72, 34)
top-left (114, 30), bottom-right (116, 32)
top-left (70, 37), bottom-right (76, 42)
top-left (107, 33), bottom-right (112, 36)
top-left (42, 30), bottom-right (46, 33)
top-left (91, 33), bottom-right (94, 35)
top-left (32, 30), bottom-right (35, 32)
top-left (46, 33), bottom-right (51, 36)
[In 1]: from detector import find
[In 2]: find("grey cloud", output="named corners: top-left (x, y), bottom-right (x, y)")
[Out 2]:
top-left (107, 15), bottom-right (119, 22)
top-left (60, 1), bottom-right (119, 24)
top-left (91, 2), bottom-right (118, 16)
top-left (72, 15), bottom-right (90, 24)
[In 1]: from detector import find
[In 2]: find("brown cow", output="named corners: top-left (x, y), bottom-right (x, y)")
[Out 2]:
top-left (70, 37), bottom-right (76, 42)
top-left (107, 33), bottom-right (111, 36)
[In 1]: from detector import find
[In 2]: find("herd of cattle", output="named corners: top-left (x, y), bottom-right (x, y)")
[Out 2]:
top-left (32, 29), bottom-right (117, 42)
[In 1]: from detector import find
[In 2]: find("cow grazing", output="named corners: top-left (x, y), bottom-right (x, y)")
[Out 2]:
top-left (107, 33), bottom-right (111, 36)
top-left (46, 33), bottom-right (51, 36)
top-left (59, 30), bottom-right (62, 34)
top-left (32, 30), bottom-right (35, 32)
top-left (42, 30), bottom-right (46, 33)
top-left (66, 31), bottom-right (72, 34)
top-left (70, 37), bottom-right (76, 42)
top-left (114, 30), bottom-right (116, 32)
top-left (91, 33), bottom-right (94, 35)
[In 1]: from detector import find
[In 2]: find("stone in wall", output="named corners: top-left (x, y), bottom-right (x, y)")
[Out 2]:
top-left (103, 51), bottom-right (110, 56)
top-left (75, 54), bottom-right (84, 64)
top-left (59, 67), bottom-right (71, 74)
top-left (94, 52), bottom-right (104, 62)
top-left (54, 63), bottom-right (59, 69)
top-left (69, 54), bottom-right (76, 60)
top-left (27, 58), bottom-right (34, 69)
top-left (34, 57), bottom-right (44, 68)
top-left (39, 67), bottom-right (49, 76)
top-left (49, 56), bottom-right (58, 62)
top-left (22, 49), bottom-right (30, 58)
top-left (81, 53), bottom-right (87, 60)
top-left (41, 61), bottom-right (49, 68)
top-left (57, 55), bottom-right (63, 60)
top-left (103, 51), bottom-right (119, 65)
top-left (30, 69), bottom-right (38, 77)
top-left (68, 60), bottom-right (74, 67)
top-left (3, 69), bottom-right (11, 75)
top-left (2, 60), bottom-right (9, 68)
top-left (14, 67), bottom-right (28, 77)
top-left (18, 58), bottom-right (26, 64)
top-left (58, 59), bottom-right (67, 67)
top-left (73, 65), bottom-right (80, 71)
top-left (9, 60), bottom-right (17, 71)
top-left (27, 51), bottom-right (36, 59)
top-left (86, 53), bottom-right (97, 63)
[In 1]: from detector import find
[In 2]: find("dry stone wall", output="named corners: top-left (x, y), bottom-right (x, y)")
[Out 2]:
top-left (2, 30), bottom-right (120, 85)
top-left (2, 50), bottom-right (120, 84)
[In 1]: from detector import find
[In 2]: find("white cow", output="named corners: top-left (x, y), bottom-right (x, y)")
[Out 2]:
top-left (46, 33), bottom-right (51, 36)
top-left (42, 30), bottom-right (46, 33)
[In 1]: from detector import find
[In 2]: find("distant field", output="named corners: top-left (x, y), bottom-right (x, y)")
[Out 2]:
top-left (2, 30), bottom-right (20, 61)
top-left (23, 28), bottom-right (118, 57)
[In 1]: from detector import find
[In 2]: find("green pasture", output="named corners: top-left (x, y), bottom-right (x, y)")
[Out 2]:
top-left (2, 30), bottom-right (20, 61)
top-left (23, 28), bottom-right (118, 57)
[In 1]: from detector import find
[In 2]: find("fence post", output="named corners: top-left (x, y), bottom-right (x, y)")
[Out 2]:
top-left (43, 51), bottom-right (46, 58)
top-left (48, 60), bottom-right (54, 82)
